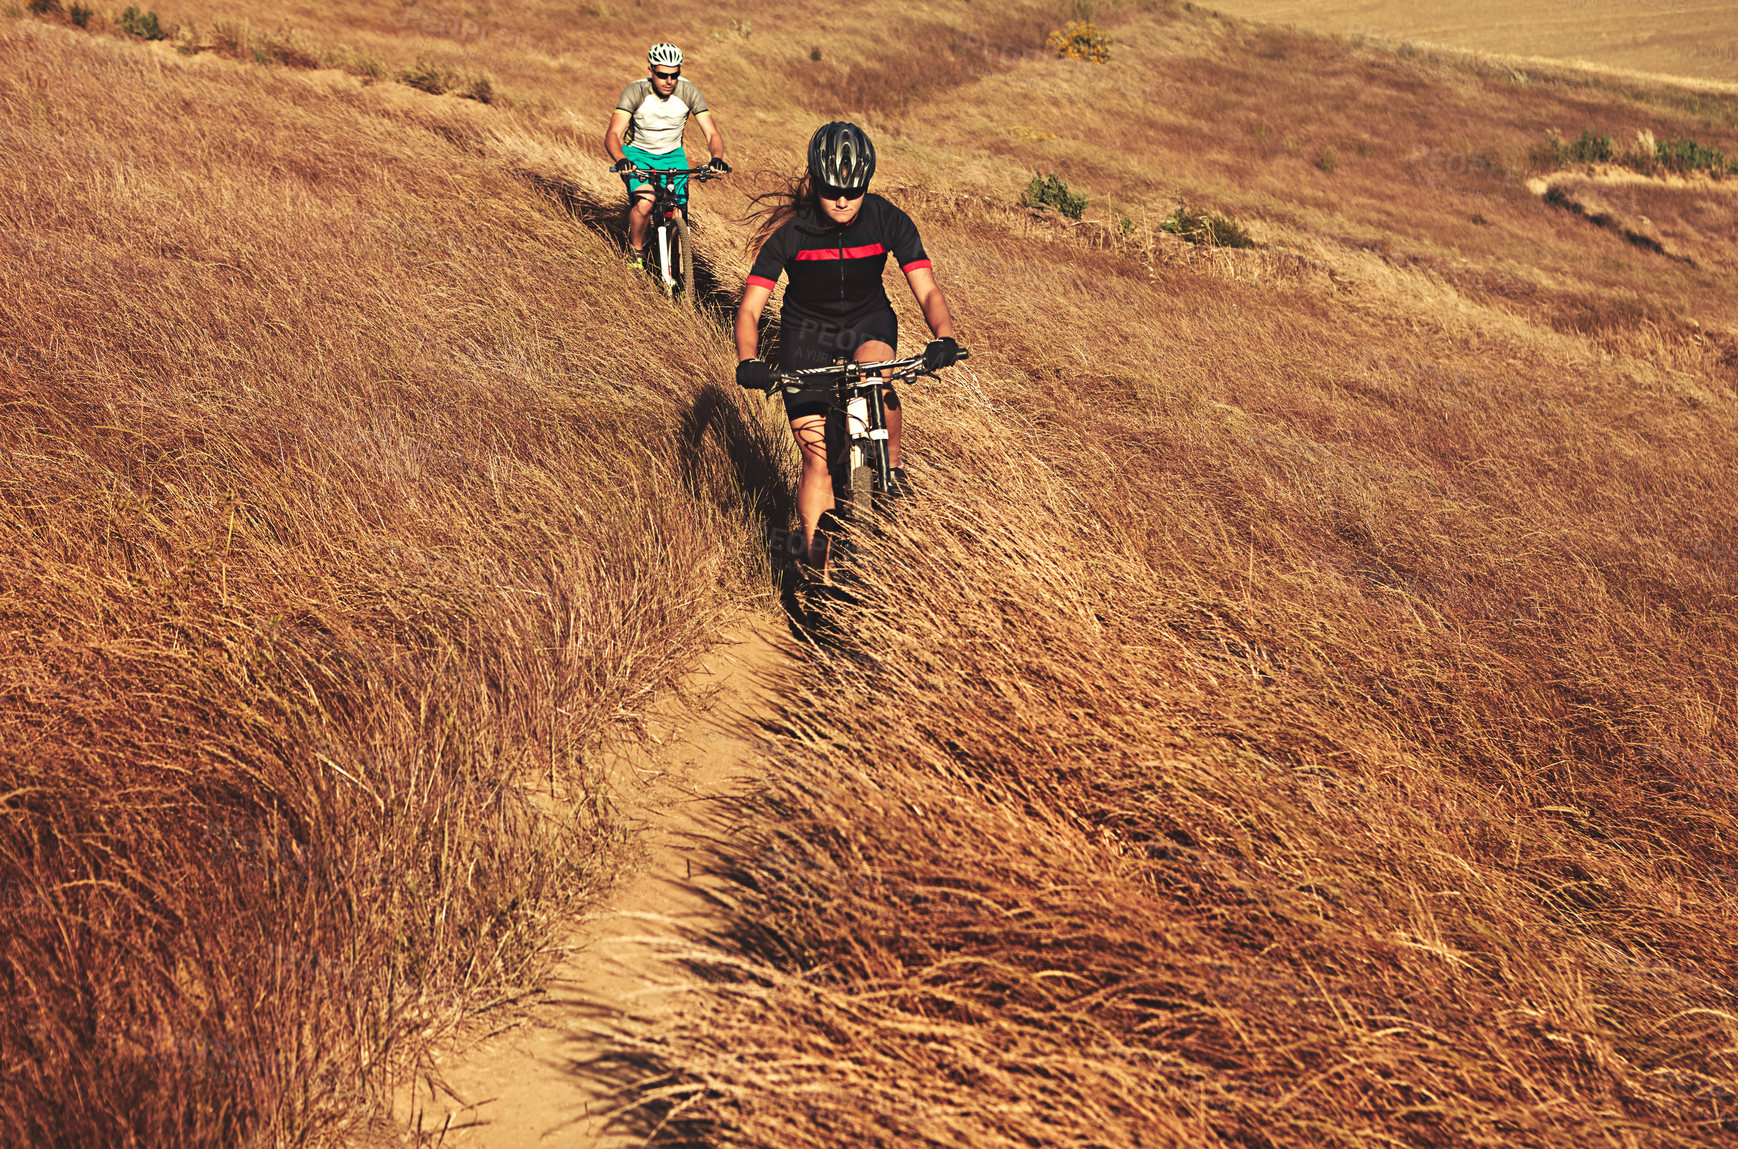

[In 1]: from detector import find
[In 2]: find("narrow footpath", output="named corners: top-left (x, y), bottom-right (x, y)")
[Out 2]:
top-left (400, 619), bottom-right (788, 1147)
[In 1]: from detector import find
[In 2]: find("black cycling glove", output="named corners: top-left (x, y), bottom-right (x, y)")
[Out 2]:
top-left (708, 157), bottom-right (732, 174)
top-left (611, 158), bottom-right (634, 173)
top-left (736, 359), bottom-right (774, 392)
top-left (922, 336), bottom-right (960, 371)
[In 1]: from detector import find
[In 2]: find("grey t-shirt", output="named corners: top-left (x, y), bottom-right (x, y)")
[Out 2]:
top-left (616, 78), bottom-right (709, 156)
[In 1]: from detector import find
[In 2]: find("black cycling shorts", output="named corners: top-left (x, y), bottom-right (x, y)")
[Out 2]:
top-left (776, 308), bottom-right (898, 421)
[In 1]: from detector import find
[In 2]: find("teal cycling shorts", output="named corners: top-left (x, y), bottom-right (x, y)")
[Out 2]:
top-left (622, 145), bottom-right (690, 205)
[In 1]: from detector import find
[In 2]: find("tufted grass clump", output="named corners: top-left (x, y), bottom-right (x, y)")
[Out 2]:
top-left (1160, 200), bottom-right (1254, 248)
top-left (397, 58), bottom-right (496, 103)
top-left (398, 57), bottom-right (454, 94)
top-left (323, 45), bottom-right (389, 80)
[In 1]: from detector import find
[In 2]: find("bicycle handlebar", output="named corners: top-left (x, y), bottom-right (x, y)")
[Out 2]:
top-left (621, 166), bottom-right (724, 181)
top-left (765, 348), bottom-right (971, 395)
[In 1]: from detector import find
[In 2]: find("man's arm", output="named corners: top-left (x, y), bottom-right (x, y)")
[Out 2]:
top-left (694, 111), bottom-right (726, 162)
top-left (603, 110), bottom-right (632, 164)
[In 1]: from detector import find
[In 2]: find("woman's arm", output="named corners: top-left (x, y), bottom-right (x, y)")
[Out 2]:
top-left (735, 282), bottom-right (774, 360)
top-left (904, 266), bottom-right (954, 340)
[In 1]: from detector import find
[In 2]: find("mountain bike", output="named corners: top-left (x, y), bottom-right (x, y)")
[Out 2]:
top-left (624, 166), bottom-right (721, 307)
top-left (764, 348), bottom-right (970, 577)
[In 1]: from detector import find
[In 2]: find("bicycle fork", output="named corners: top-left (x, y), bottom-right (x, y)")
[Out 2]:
top-left (654, 220), bottom-right (675, 291)
top-left (847, 387), bottom-right (893, 492)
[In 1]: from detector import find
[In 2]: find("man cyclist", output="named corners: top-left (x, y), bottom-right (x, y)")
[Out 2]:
top-left (733, 122), bottom-right (960, 561)
top-left (604, 43), bottom-right (729, 268)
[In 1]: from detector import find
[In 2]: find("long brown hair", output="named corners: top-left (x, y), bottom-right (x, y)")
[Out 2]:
top-left (744, 171), bottom-right (817, 252)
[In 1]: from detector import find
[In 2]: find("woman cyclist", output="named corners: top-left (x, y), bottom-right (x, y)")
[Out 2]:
top-left (734, 122), bottom-right (960, 560)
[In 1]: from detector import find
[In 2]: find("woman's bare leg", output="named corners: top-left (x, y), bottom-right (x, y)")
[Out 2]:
top-left (790, 340), bottom-right (898, 553)
top-left (790, 413), bottom-right (832, 553)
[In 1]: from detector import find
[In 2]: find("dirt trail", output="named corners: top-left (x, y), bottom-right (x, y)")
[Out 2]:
top-left (400, 618), bottom-right (788, 1147)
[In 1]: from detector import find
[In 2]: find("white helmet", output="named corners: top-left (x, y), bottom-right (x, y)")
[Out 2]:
top-left (647, 43), bottom-right (683, 68)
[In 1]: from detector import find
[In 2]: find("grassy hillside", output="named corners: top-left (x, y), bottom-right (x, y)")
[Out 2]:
top-left (4, 0), bottom-right (1737, 1146)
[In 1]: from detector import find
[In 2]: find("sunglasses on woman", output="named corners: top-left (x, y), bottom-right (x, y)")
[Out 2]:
top-left (817, 184), bottom-right (866, 201)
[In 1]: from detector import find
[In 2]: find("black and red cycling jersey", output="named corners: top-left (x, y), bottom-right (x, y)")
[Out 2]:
top-left (746, 194), bottom-right (932, 327)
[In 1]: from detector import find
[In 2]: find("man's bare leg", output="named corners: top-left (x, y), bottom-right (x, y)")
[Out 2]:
top-left (627, 193), bottom-right (653, 252)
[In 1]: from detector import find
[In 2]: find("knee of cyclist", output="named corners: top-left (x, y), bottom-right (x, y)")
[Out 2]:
top-left (882, 388), bottom-right (901, 411)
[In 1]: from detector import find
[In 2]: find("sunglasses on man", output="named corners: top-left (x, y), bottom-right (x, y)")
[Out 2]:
top-left (652, 68), bottom-right (680, 80)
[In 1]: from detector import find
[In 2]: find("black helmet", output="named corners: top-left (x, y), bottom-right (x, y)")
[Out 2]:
top-left (807, 122), bottom-right (876, 192)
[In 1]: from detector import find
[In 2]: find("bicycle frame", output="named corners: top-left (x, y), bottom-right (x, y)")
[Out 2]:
top-left (626, 166), bottom-right (717, 296)
top-left (770, 349), bottom-right (971, 513)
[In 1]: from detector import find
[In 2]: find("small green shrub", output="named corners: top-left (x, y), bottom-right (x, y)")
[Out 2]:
top-left (1542, 127), bottom-right (1613, 165)
top-left (1022, 172), bottom-right (1087, 220)
top-left (27, 0), bottom-right (60, 15)
top-left (1160, 201), bottom-right (1253, 248)
top-left (1117, 214), bottom-right (1134, 237)
top-left (1567, 128), bottom-right (1613, 163)
top-left (1047, 20), bottom-right (1109, 63)
top-left (116, 5), bottom-right (165, 39)
top-left (68, 1), bottom-right (90, 25)
top-left (1537, 127), bottom-right (1734, 178)
top-left (1656, 137), bottom-right (1731, 175)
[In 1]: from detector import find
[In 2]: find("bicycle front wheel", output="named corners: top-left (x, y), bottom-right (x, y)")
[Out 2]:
top-left (847, 456), bottom-right (875, 523)
top-left (674, 214), bottom-right (695, 310)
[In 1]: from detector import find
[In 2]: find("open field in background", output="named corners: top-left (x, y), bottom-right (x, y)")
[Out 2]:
top-left (3, 0), bottom-right (1737, 1145)
top-left (1202, 0), bottom-right (1738, 87)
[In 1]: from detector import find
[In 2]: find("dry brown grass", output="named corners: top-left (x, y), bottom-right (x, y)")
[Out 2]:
top-left (586, 5), bottom-right (1734, 1148)
top-left (5, 0), bottom-right (1738, 1145)
top-left (0, 15), bottom-right (764, 1145)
